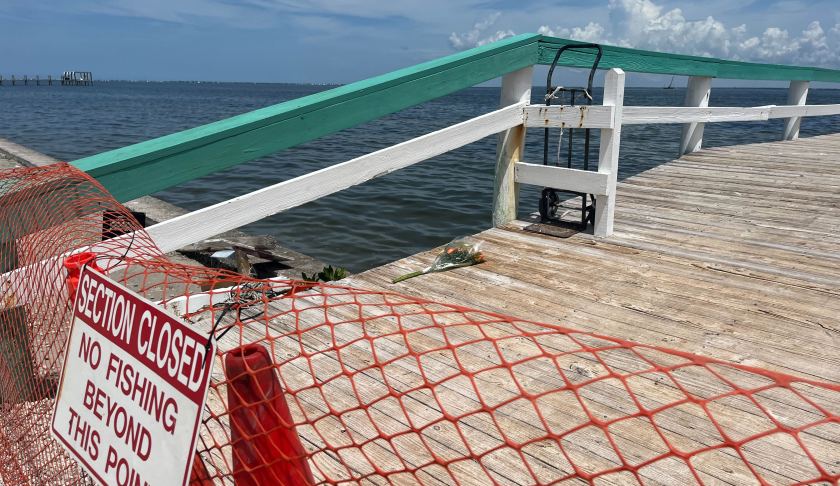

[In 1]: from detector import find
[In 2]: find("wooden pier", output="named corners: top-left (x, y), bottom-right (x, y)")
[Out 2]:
top-left (5, 34), bottom-right (839, 485)
top-left (351, 134), bottom-right (840, 386)
top-left (60, 71), bottom-right (92, 86)
top-left (284, 134), bottom-right (840, 485)
top-left (0, 72), bottom-right (90, 86)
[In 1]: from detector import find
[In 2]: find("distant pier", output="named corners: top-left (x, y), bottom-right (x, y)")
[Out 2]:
top-left (0, 71), bottom-right (92, 86)
top-left (60, 71), bottom-right (92, 86)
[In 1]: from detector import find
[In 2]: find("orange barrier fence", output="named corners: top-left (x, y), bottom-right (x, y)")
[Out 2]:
top-left (0, 164), bottom-right (837, 485)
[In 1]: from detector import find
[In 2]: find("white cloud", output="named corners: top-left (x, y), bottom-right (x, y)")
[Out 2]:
top-left (458, 0), bottom-right (840, 67)
top-left (538, 22), bottom-right (604, 44)
top-left (79, 0), bottom-right (246, 24)
top-left (449, 12), bottom-right (515, 50)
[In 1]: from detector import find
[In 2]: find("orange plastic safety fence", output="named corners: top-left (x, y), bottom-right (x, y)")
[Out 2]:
top-left (0, 164), bottom-right (837, 486)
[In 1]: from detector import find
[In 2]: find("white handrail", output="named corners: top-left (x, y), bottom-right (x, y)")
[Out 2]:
top-left (770, 104), bottom-right (840, 118)
top-left (5, 65), bottom-right (840, 293)
top-left (515, 163), bottom-right (610, 195)
top-left (0, 102), bottom-right (527, 305)
top-left (528, 103), bottom-right (840, 126)
top-left (522, 105), bottom-right (615, 128)
top-left (148, 102), bottom-right (526, 253)
top-left (623, 106), bottom-right (772, 124)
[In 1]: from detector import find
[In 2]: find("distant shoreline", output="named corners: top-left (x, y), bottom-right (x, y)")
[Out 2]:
top-left (8, 79), bottom-right (840, 90)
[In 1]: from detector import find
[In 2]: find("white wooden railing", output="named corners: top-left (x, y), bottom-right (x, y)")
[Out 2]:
top-left (501, 70), bottom-right (840, 237)
top-left (134, 69), bottom-right (840, 249)
top-left (4, 68), bottom-right (840, 307)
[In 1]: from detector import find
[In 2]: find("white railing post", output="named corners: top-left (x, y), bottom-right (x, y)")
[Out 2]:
top-left (593, 68), bottom-right (625, 238)
top-left (492, 66), bottom-right (532, 227)
top-left (783, 80), bottom-right (809, 141)
top-left (679, 76), bottom-right (713, 154)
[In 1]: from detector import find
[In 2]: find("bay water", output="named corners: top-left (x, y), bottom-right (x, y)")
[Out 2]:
top-left (2, 82), bottom-right (839, 271)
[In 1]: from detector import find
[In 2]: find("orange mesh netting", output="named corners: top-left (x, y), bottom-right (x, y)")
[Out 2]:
top-left (0, 163), bottom-right (838, 485)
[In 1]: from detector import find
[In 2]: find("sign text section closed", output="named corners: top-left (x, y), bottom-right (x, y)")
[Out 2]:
top-left (52, 267), bottom-right (214, 486)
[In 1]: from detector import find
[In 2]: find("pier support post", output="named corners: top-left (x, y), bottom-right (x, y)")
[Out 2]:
top-left (679, 76), bottom-right (712, 154)
top-left (492, 65), bottom-right (532, 227)
top-left (593, 68), bottom-right (626, 238)
top-left (783, 80), bottom-right (809, 141)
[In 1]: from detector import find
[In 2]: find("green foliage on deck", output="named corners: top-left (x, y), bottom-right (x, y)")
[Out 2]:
top-left (72, 34), bottom-right (840, 202)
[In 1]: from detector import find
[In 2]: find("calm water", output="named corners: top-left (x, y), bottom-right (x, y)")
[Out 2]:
top-left (2, 82), bottom-right (839, 272)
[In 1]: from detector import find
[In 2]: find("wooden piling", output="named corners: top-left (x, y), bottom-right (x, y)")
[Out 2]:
top-left (492, 66), bottom-right (532, 228)
top-left (680, 76), bottom-right (713, 154)
top-left (59, 71), bottom-right (92, 86)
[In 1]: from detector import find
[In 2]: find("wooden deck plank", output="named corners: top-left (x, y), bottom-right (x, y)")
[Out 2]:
top-left (184, 134), bottom-right (840, 485)
top-left (196, 284), bottom-right (837, 485)
top-left (336, 133), bottom-right (840, 483)
top-left (352, 136), bottom-right (840, 383)
top-left (356, 245), bottom-right (840, 383)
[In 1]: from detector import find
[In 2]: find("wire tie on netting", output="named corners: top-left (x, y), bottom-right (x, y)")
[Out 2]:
top-left (199, 281), bottom-right (289, 368)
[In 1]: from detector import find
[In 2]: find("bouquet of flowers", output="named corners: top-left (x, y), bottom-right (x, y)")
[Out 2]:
top-left (392, 238), bottom-right (485, 283)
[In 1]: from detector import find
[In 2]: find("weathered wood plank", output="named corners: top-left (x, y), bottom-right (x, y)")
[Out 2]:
top-left (353, 133), bottom-right (840, 391)
top-left (622, 106), bottom-right (771, 124)
top-left (492, 66), bottom-right (532, 227)
top-left (355, 248), bottom-right (840, 383)
top-left (242, 274), bottom-right (838, 484)
top-left (515, 162), bottom-right (610, 195)
top-left (522, 105), bottom-right (614, 128)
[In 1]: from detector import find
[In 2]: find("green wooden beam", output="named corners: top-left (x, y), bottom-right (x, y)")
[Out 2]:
top-left (74, 32), bottom-right (840, 202)
top-left (72, 34), bottom-right (541, 202)
top-left (536, 35), bottom-right (840, 82)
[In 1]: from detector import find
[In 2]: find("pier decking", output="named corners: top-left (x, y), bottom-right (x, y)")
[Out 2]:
top-left (351, 134), bottom-right (840, 386)
top-left (274, 134), bottom-right (840, 484)
top-left (5, 33), bottom-right (840, 486)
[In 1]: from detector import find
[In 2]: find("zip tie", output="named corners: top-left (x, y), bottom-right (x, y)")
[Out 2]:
top-left (545, 85), bottom-right (564, 101)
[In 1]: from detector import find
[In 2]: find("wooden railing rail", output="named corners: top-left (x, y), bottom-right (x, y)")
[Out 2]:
top-left (58, 34), bottom-right (840, 249)
top-left (5, 38), bottom-right (840, 305)
top-left (71, 34), bottom-right (840, 203)
top-left (516, 97), bottom-right (840, 236)
top-left (142, 70), bottom-right (840, 247)
top-left (527, 103), bottom-right (840, 126)
top-left (147, 103), bottom-right (525, 252)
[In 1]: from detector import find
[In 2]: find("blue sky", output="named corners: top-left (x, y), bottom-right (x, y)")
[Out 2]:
top-left (1, 0), bottom-right (838, 84)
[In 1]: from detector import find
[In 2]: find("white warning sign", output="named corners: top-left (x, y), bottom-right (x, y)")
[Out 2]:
top-left (51, 266), bottom-right (214, 486)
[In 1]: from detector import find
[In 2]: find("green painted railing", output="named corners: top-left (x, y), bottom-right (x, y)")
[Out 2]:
top-left (72, 34), bottom-right (840, 202)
